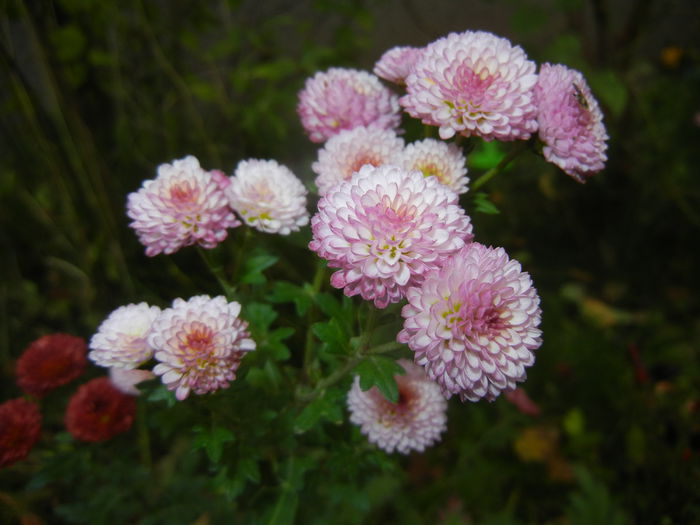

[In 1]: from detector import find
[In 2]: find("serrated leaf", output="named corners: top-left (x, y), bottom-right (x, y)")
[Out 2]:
top-left (245, 302), bottom-right (278, 331)
top-left (312, 318), bottom-right (350, 354)
top-left (295, 389), bottom-right (343, 433)
top-left (473, 192), bottom-right (500, 214)
top-left (192, 426), bottom-right (235, 464)
top-left (240, 254), bottom-right (279, 285)
top-left (355, 356), bottom-right (406, 403)
top-left (267, 281), bottom-right (312, 315)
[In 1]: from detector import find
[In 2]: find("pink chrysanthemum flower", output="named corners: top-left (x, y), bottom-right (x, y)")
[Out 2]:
top-left (400, 138), bottom-right (469, 194)
top-left (127, 155), bottom-right (241, 256)
top-left (149, 295), bottom-right (255, 401)
top-left (0, 398), bottom-right (41, 468)
top-left (401, 30), bottom-right (539, 141)
top-left (535, 63), bottom-right (608, 182)
top-left (373, 46), bottom-right (422, 85)
top-left (226, 159), bottom-right (309, 235)
top-left (89, 303), bottom-right (161, 369)
top-left (312, 126), bottom-right (405, 195)
top-left (398, 243), bottom-right (542, 402)
top-left (109, 367), bottom-right (156, 396)
top-left (297, 68), bottom-right (402, 143)
top-left (347, 359), bottom-right (447, 454)
top-left (309, 164), bottom-right (473, 308)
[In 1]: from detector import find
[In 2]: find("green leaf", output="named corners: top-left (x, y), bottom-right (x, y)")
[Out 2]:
top-left (192, 426), bottom-right (235, 464)
top-left (240, 254), bottom-right (279, 285)
top-left (355, 356), bottom-right (406, 403)
top-left (312, 318), bottom-right (350, 354)
top-left (470, 141), bottom-right (505, 170)
top-left (473, 192), bottom-right (500, 214)
top-left (145, 383), bottom-right (177, 408)
top-left (566, 466), bottom-right (630, 525)
top-left (245, 302), bottom-right (278, 331)
top-left (295, 389), bottom-right (344, 433)
top-left (588, 70), bottom-right (628, 117)
top-left (267, 281), bottom-right (312, 316)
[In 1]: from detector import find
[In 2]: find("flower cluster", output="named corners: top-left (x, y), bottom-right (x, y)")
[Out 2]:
top-left (347, 359), bottom-right (447, 454)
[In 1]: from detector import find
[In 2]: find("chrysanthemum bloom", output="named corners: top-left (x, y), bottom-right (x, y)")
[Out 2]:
top-left (16, 334), bottom-right (87, 397)
top-left (534, 63), bottom-right (608, 182)
top-left (109, 367), bottom-right (156, 396)
top-left (400, 138), bottom-right (469, 194)
top-left (226, 159), bottom-right (309, 235)
top-left (401, 30), bottom-right (539, 141)
top-left (398, 243), bottom-right (542, 402)
top-left (347, 359), bottom-right (447, 454)
top-left (297, 68), bottom-right (402, 143)
top-left (312, 126), bottom-right (405, 194)
top-left (309, 164), bottom-right (473, 308)
top-left (209, 169), bottom-right (232, 191)
top-left (373, 46), bottom-right (422, 85)
top-left (65, 377), bottom-right (136, 442)
top-left (149, 295), bottom-right (256, 400)
top-left (0, 399), bottom-right (41, 468)
top-left (89, 302), bottom-right (161, 369)
top-left (127, 155), bottom-right (241, 256)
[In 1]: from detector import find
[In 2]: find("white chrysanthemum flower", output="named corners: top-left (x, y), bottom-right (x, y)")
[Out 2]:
top-left (89, 303), bottom-right (161, 369)
top-left (347, 359), bottom-right (447, 454)
top-left (150, 295), bottom-right (256, 401)
top-left (311, 126), bottom-right (405, 194)
top-left (227, 159), bottom-right (309, 234)
top-left (108, 368), bottom-right (156, 396)
top-left (126, 156), bottom-right (241, 256)
top-left (400, 138), bottom-right (469, 194)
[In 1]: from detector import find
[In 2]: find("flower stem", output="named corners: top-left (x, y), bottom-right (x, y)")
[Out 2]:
top-left (137, 398), bottom-right (152, 472)
top-left (302, 258), bottom-right (327, 380)
top-left (197, 247), bottom-right (236, 300)
top-left (471, 140), bottom-right (530, 191)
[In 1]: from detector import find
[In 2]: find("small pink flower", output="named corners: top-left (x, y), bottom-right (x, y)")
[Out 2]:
top-left (297, 68), bottom-right (401, 143)
top-left (89, 302), bottom-right (161, 369)
top-left (399, 243), bottom-right (542, 402)
top-left (535, 63), bottom-right (608, 181)
top-left (309, 164), bottom-right (473, 308)
top-left (149, 295), bottom-right (255, 400)
top-left (401, 31), bottom-right (539, 141)
top-left (400, 138), bottom-right (469, 194)
top-left (312, 126), bottom-right (404, 194)
top-left (127, 156), bottom-right (241, 256)
top-left (347, 359), bottom-right (447, 454)
top-left (227, 159), bottom-right (309, 234)
top-left (373, 46), bottom-right (422, 85)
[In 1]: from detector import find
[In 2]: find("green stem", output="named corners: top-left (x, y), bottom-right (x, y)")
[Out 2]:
top-left (302, 259), bottom-right (327, 380)
top-left (471, 140), bottom-right (530, 191)
top-left (137, 398), bottom-right (152, 472)
top-left (197, 247), bottom-right (236, 300)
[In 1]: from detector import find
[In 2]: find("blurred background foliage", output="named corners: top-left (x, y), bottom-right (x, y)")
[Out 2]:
top-left (1, 0), bottom-right (699, 523)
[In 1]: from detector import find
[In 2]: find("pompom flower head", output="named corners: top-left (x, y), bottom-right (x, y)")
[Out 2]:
top-left (400, 138), bottom-right (469, 194)
top-left (226, 159), bottom-right (309, 235)
top-left (401, 30), bottom-right (538, 141)
top-left (347, 359), bottom-right (447, 454)
top-left (0, 398), bottom-right (41, 468)
top-left (149, 295), bottom-right (255, 400)
top-left (89, 302), bottom-right (161, 369)
top-left (373, 46), bottom-right (422, 85)
top-left (65, 377), bottom-right (136, 442)
top-left (398, 243), bottom-right (542, 402)
top-left (535, 63), bottom-right (608, 182)
top-left (309, 164), bottom-right (473, 308)
top-left (297, 68), bottom-right (401, 143)
top-left (16, 334), bottom-right (87, 397)
top-left (127, 155), bottom-right (241, 256)
top-left (312, 126), bottom-right (404, 194)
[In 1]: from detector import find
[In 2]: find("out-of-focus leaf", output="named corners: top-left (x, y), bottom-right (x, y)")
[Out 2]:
top-left (473, 192), bottom-right (501, 214)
